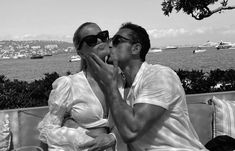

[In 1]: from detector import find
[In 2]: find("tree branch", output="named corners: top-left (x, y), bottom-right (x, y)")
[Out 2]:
top-left (162, 0), bottom-right (235, 20)
top-left (210, 5), bottom-right (235, 14)
top-left (191, 7), bottom-right (211, 20)
top-left (192, 5), bottom-right (235, 20)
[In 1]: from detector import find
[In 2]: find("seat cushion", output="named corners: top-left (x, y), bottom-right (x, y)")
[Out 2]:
top-left (188, 104), bottom-right (213, 145)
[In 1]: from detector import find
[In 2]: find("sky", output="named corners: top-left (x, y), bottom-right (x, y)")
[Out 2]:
top-left (0, 0), bottom-right (235, 47)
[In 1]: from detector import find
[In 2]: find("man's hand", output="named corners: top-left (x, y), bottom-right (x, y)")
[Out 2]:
top-left (79, 131), bottom-right (116, 151)
top-left (85, 53), bottom-right (119, 93)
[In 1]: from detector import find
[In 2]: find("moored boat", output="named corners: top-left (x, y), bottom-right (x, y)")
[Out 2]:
top-left (165, 46), bottom-right (178, 49)
top-left (30, 54), bottom-right (43, 59)
top-left (69, 55), bottom-right (81, 62)
top-left (193, 48), bottom-right (207, 54)
top-left (216, 41), bottom-right (234, 50)
top-left (149, 48), bottom-right (162, 53)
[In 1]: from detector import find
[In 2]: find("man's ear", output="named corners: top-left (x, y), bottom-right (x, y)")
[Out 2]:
top-left (131, 43), bottom-right (142, 55)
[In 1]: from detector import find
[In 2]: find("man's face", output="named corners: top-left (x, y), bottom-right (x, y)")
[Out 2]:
top-left (78, 24), bottom-right (110, 62)
top-left (107, 28), bottom-right (134, 67)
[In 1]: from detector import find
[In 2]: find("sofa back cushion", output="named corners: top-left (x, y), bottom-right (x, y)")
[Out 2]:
top-left (210, 96), bottom-right (235, 138)
top-left (186, 91), bottom-right (235, 145)
top-left (0, 107), bottom-right (49, 148)
top-left (0, 114), bottom-right (12, 151)
top-left (187, 104), bottom-right (213, 145)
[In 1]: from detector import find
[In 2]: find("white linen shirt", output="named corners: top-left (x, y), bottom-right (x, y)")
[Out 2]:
top-left (125, 62), bottom-right (208, 151)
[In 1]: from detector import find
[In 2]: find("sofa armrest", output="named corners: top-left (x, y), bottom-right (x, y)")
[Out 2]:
top-left (188, 103), bottom-right (213, 145)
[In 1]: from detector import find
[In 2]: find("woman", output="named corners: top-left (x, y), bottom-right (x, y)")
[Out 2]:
top-left (38, 22), bottom-right (118, 151)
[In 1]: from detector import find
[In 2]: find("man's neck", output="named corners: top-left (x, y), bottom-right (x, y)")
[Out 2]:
top-left (122, 60), bottom-right (143, 88)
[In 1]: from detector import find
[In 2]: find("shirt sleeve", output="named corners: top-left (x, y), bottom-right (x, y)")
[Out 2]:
top-left (134, 68), bottom-right (180, 110)
top-left (37, 76), bottom-right (93, 149)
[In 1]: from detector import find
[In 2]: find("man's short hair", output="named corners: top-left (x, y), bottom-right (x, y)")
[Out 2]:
top-left (120, 22), bottom-right (151, 62)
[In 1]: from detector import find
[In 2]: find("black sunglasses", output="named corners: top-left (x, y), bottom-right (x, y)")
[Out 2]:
top-left (78, 30), bottom-right (109, 50)
top-left (111, 35), bottom-right (136, 47)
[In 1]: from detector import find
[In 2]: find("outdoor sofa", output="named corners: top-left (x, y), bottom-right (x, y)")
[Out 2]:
top-left (1, 90), bottom-right (235, 150)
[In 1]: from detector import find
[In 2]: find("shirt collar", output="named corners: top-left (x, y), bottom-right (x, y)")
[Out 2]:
top-left (132, 62), bottom-right (148, 87)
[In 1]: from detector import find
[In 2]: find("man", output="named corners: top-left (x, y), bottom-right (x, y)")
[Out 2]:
top-left (83, 22), bottom-right (208, 151)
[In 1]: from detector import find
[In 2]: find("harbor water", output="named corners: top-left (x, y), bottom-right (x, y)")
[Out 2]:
top-left (0, 47), bottom-right (235, 82)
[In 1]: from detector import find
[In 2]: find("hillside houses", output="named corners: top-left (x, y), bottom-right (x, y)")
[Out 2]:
top-left (0, 40), bottom-right (74, 59)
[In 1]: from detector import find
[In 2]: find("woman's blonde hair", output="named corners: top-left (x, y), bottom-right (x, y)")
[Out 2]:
top-left (73, 22), bottom-right (96, 71)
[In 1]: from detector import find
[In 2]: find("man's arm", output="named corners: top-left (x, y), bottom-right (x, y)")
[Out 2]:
top-left (79, 112), bottom-right (128, 151)
top-left (79, 132), bottom-right (116, 151)
top-left (85, 53), bottom-right (166, 143)
top-left (106, 85), bottom-right (166, 143)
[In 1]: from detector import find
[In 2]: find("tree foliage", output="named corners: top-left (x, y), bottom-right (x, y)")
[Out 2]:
top-left (162, 0), bottom-right (235, 20)
top-left (0, 72), bottom-right (59, 109)
top-left (1, 69), bottom-right (235, 109)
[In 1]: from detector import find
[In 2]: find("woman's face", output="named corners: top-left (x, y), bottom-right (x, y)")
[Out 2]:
top-left (77, 24), bottom-right (110, 62)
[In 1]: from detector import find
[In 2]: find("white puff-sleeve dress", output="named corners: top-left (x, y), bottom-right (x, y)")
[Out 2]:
top-left (37, 71), bottom-right (110, 151)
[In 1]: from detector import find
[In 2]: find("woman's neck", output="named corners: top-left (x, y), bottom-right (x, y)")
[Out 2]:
top-left (82, 66), bottom-right (93, 79)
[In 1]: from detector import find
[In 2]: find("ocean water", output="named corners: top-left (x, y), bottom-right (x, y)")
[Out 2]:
top-left (0, 47), bottom-right (235, 82)
top-left (147, 47), bottom-right (235, 72)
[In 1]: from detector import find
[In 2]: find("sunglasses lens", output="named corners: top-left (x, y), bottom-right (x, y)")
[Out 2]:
top-left (112, 36), bottom-right (122, 46)
top-left (84, 36), bottom-right (98, 47)
top-left (98, 31), bottom-right (109, 42)
top-left (112, 35), bottom-right (135, 47)
top-left (78, 31), bottom-right (109, 49)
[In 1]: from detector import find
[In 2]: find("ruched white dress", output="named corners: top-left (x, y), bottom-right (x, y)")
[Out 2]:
top-left (38, 71), bottom-right (112, 151)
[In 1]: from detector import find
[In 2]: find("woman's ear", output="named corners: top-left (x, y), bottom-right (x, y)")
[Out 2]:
top-left (131, 43), bottom-right (142, 55)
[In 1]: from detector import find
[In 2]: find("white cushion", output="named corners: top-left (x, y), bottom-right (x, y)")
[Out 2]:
top-left (211, 96), bottom-right (235, 138)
